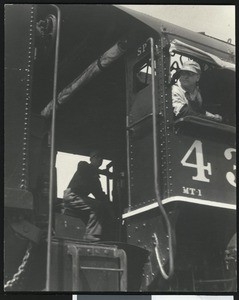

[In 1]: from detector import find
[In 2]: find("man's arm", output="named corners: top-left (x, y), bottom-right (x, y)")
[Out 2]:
top-left (172, 85), bottom-right (222, 121)
top-left (177, 104), bottom-right (222, 121)
top-left (177, 104), bottom-right (205, 118)
top-left (92, 182), bottom-right (108, 201)
top-left (172, 85), bottom-right (187, 117)
top-left (63, 188), bottom-right (78, 202)
top-left (68, 161), bottom-right (90, 191)
top-left (98, 169), bottom-right (114, 179)
top-left (172, 85), bottom-right (205, 118)
top-left (205, 111), bottom-right (222, 122)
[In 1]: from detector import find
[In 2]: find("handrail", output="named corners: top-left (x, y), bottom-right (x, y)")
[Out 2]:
top-left (45, 4), bottom-right (61, 291)
top-left (148, 37), bottom-right (174, 280)
top-left (106, 161), bottom-right (113, 200)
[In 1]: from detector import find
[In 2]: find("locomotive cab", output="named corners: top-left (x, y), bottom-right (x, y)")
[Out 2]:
top-left (123, 18), bottom-right (236, 291)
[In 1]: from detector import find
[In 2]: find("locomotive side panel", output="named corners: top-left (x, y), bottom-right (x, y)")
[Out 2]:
top-left (167, 40), bottom-right (236, 208)
top-left (125, 28), bottom-right (162, 211)
top-left (5, 5), bottom-right (36, 192)
top-left (170, 130), bottom-right (236, 207)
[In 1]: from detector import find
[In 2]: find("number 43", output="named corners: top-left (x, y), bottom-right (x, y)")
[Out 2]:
top-left (181, 140), bottom-right (236, 187)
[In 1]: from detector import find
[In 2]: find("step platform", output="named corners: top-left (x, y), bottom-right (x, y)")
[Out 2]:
top-left (50, 238), bottom-right (127, 291)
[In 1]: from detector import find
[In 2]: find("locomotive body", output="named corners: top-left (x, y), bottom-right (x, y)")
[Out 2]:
top-left (4, 4), bottom-right (236, 291)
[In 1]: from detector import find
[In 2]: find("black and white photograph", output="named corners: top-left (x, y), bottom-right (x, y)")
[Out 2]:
top-left (4, 4), bottom-right (236, 292)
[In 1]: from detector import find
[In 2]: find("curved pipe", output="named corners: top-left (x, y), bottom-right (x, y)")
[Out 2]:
top-left (148, 37), bottom-right (174, 280)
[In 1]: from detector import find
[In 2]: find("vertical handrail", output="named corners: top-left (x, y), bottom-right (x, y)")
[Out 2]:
top-left (106, 161), bottom-right (113, 200)
top-left (126, 118), bottom-right (132, 209)
top-left (148, 37), bottom-right (174, 280)
top-left (45, 4), bottom-right (61, 291)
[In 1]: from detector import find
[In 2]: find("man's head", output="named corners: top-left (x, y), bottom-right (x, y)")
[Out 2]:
top-left (179, 61), bottom-right (201, 91)
top-left (90, 150), bottom-right (103, 168)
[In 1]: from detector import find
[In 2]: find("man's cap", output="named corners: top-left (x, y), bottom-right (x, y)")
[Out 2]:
top-left (180, 60), bottom-right (201, 74)
top-left (90, 150), bottom-right (102, 158)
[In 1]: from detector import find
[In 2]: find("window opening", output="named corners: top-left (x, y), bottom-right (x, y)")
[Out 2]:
top-left (134, 56), bottom-right (156, 93)
top-left (55, 152), bottom-right (113, 201)
top-left (170, 51), bottom-right (235, 126)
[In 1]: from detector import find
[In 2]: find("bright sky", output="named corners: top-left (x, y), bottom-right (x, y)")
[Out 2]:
top-left (122, 5), bottom-right (235, 44)
top-left (56, 152), bottom-right (112, 198)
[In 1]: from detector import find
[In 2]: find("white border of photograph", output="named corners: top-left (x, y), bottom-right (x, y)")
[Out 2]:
top-left (152, 296), bottom-right (234, 300)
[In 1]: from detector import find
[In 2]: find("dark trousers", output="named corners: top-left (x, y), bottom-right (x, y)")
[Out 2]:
top-left (63, 189), bottom-right (114, 241)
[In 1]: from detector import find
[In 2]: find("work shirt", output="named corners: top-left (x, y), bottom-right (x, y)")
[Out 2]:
top-left (68, 161), bottom-right (106, 201)
top-left (172, 80), bottom-right (205, 117)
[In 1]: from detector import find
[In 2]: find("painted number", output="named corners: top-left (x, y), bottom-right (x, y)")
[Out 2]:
top-left (224, 148), bottom-right (236, 187)
top-left (181, 140), bottom-right (212, 182)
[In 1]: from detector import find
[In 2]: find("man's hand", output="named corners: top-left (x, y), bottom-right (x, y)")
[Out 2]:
top-left (63, 188), bottom-right (77, 202)
top-left (205, 111), bottom-right (222, 122)
top-left (99, 169), bottom-right (114, 179)
top-left (212, 114), bottom-right (223, 122)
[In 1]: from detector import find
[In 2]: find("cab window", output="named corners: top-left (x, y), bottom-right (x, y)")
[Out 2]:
top-left (169, 49), bottom-right (235, 127)
top-left (134, 56), bottom-right (156, 93)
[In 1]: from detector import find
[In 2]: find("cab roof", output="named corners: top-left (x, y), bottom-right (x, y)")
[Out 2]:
top-left (115, 5), bottom-right (235, 63)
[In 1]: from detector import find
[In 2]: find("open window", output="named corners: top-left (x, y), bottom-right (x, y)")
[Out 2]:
top-left (56, 152), bottom-right (114, 201)
top-left (134, 55), bottom-right (156, 93)
top-left (169, 39), bottom-right (236, 129)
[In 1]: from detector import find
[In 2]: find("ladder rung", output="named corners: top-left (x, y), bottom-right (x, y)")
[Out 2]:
top-left (80, 266), bottom-right (124, 272)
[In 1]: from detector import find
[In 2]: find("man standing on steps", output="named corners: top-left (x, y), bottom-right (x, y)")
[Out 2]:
top-left (63, 150), bottom-right (114, 242)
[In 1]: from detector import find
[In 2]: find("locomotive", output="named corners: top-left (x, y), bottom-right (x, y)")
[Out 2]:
top-left (4, 4), bottom-right (236, 291)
